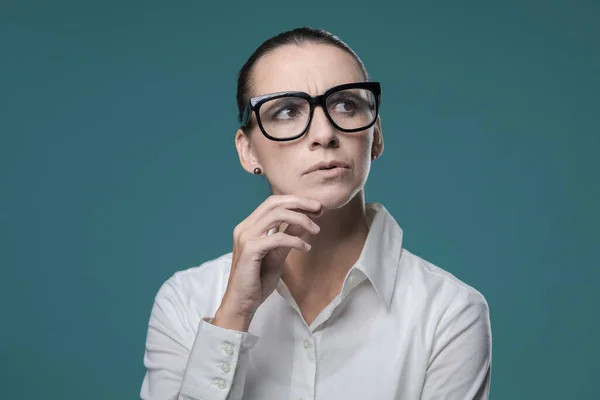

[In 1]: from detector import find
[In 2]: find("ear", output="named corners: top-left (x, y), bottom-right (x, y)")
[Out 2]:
top-left (371, 116), bottom-right (384, 160)
top-left (235, 129), bottom-right (261, 174)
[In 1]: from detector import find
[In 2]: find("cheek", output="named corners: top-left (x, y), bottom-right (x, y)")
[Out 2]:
top-left (267, 154), bottom-right (294, 174)
top-left (262, 147), bottom-right (299, 183)
top-left (353, 132), bottom-right (375, 161)
top-left (265, 160), bottom-right (302, 196)
top-left (252, 135), bottom-right (279, 161)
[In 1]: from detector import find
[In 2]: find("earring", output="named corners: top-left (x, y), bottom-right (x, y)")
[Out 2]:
top-left (253, 167), bottom-right (262, 175)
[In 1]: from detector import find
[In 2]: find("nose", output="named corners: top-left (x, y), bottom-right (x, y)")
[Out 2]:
top-left (305, 106), bottom-right (339, 149)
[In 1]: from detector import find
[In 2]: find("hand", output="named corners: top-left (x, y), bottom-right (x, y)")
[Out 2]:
top-left (213, 195), bottom-right (322, 331)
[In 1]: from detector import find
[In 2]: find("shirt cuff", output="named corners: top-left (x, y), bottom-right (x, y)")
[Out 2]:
top-left (180, 316), bottom-right (259, 400)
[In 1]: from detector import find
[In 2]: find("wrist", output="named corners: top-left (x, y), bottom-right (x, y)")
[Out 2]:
top-left (212, 301), bottom-right (254, 332)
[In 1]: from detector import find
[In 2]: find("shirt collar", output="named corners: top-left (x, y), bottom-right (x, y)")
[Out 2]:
top-left (353, 202), bottom-right (404, 310)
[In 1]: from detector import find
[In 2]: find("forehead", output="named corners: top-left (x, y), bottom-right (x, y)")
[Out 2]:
top-left (250, 43), bottom-right (365, 97)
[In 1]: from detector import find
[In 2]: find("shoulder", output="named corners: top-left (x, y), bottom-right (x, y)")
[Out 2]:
top-left (398, 248), bottom-right (489, 315)
top-left (160, 252), bottom-right (233, 294)
top-left (394, 249), bottom-right (491, 350)
top-left (152, 252), bottom-right (234, 320)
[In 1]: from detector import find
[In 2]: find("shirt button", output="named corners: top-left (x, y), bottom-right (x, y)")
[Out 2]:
top-left (348, 275), bottom-right (356, 284)
top-left (212, 378), bottom-right (227, 390)
top-left (220, 363), bottom-right (231, 373)
top-left (303, 340), bottom-right (313, 349)
top-left (221, 343), bottom-right (234, 355)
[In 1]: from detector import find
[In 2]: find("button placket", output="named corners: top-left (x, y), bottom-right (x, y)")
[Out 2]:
top-left (298, 332), bottom-right (317, 400)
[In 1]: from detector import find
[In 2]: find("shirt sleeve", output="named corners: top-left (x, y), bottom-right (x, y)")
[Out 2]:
top-left (420, 291), bottom-right (492, 400)
top-left (140, 277), bottom-right (259, 400)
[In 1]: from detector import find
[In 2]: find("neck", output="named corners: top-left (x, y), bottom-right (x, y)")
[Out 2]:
top-left (281, 193), bottom-right (370, 303)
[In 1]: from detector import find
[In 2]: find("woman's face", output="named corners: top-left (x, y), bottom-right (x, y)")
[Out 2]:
top-left (235, 43), bottom-right (383, 210)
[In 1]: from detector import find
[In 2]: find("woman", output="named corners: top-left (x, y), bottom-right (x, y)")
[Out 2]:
top-left (141, 28), bottom-right (492, 400)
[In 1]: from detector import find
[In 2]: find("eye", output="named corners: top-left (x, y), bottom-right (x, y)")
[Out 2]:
top-left (274, 107), bottom-right (300, 120)
top-left (328, 91), bottom-right (365, 115)
top-left (263, 97), bottom-right (307, 121)
top-left (332, 101), bottom-right (356, 113)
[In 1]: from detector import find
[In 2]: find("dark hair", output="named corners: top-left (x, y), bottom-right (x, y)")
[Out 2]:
top-left (236, 27), bottom-right (370, 128)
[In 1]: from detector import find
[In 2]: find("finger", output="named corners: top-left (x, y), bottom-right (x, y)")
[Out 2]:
top-left (249, 208), bottom-right (320, 239)
top-left (251, 232), bottom-right (311, 257)
top-left (281, 220), bottom-right (310, 239)
top-left (280, 205), bottom-right (325, 236)
top-left (239, 195), bottom-right (321, 233)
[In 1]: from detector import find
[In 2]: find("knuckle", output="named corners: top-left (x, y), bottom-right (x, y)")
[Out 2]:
top-left (236, 229), bottom-right (247, 243)
top-left (266, 195), bottom-right (276, 205)
top-left (274, 208), bottom-right (286, 221)
top-left (233, 225), bottom-right (242, 238)
top-left (273, 232), bottom-right (285, 244)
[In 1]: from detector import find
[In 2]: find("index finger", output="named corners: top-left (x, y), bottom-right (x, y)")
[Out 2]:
top-left (242, 195), bottom-right (322, 232)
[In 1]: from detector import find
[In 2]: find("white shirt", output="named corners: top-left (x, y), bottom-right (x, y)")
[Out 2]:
top-left (140, 203), bottom-right (492, 400)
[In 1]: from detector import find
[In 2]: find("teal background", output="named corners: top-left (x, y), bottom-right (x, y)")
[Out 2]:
top-left (1, 0), bottom-right (598, 398)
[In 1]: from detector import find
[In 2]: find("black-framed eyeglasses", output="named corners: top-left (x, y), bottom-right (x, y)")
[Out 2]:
top-left (241, 82), bottom-right (381, 141)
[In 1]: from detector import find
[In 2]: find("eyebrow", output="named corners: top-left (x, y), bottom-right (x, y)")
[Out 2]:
top-left (251, 90), bottom-right (294, 104)
top-left (251, 82), bottom-right (362, 104)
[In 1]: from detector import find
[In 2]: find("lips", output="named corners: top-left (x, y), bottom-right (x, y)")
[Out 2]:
top-left (305, 161), bottom-right (350, 175)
